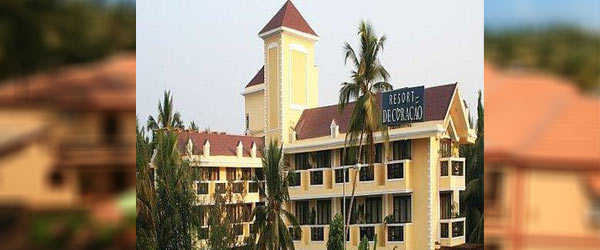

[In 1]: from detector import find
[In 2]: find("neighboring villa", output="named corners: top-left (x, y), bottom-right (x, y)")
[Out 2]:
top-left (179, 1), bottom-right (475, 249)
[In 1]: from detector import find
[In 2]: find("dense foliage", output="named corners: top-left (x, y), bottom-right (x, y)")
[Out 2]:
top-left (0, 0), bottom-right (135, 81)
top-left (459, 91), bottom-right (484, 243)
top-left (485, 26), bottom-right (599, 92)
top-left (326, 214), bottom-right (344, 250)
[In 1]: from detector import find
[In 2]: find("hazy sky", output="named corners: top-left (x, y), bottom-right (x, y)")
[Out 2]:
top-left (137, 0), bottom-right (483, 134)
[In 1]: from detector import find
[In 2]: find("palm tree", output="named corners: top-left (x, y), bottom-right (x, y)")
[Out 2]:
top-left (147, 90), bottom-right (184, 132)
top-left (136, 118), bottom-right (157, 250)
top-left (338, 20), bottom-right (393, 240)
top-left (189, 120), bottom-right (199, 131)
top-left (252, 139), bottom-right (300, 250)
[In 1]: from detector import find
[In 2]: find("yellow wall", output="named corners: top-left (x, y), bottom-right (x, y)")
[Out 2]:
top-left (244, 90), bottom-right (265, 136)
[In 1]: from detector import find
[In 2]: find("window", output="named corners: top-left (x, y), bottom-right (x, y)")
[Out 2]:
top-left (310, 170), bottom-right (323, 185)
top-left (452, 221), bottom-right (464, 237)
top-left (295, 201), bottom-right (309, 225)
top-left (226, 168), bottom-right (238, 181)
top-left (485, 170), bottom-right (503, 209)
top-left (387, 225), bottom-right (403, 242)
top-left (441, 139), bottom-right (452, 158)
top-left (241, 168), bottom-right (251, 180)
top-left (440, 222), bottom-right (449, 238)
top-left (232, 182), bottom-right (244, 193)
top-left (359, 165), bottom-right (374, 181)
top-left (207, 167), bottom-right (220, 181)
top-left (254, 168), bottom-right (264, 181)
top-left (392, 195), bottom-right (411, 223)
top-left (440, 161), bottom-right (449, 176)
top-left (316, 200), bottom-right (331, 225)
top-left (314, 150), bottom-right (331, 168)
top-left (452, 161), bottom-right (464, 176)
top-left (48, 170), bottom-right (64, 187)
top-left (392, 140), bottom-right (411, 160)
top-left (335, 168), bottom-right (349, 183)
top-left (387, 162), bottom-right (403, 179)
top-left (233, 224), bottom-right (243, 235)
top-left (440, 192), bottom-right (452, 219)
top-left (197, 183), bottom-right (208, 194)
top-left (295, 153), bottom-right (310, 170)
top-left (245, 114), bottom-right (250, 130)
top-left (365, 197), bottom-right (382, 223)
top-left (215, 183), bottom-right (226, 193)
top-left (198, 227), bottom-right (208, 240)
top-left (343, 198), bottom-right (357, 224)
top-left (341, 147), bottom-right (357, 165)
top-left (311, 227), bottom-right (324, 241)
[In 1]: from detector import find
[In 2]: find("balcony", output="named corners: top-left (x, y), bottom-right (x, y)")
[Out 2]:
top-left (290, 225), bottom-right (330, 246)
top-left (194, 180), bottom-right (261, 204)
top-left (439, 157), bottom-right (465, 190)
top-left (289, 160), bottom-right (412, 199)
top-left (439, 217), bottom-right (465, 247)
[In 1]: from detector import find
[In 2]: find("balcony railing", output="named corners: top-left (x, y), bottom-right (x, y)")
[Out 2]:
top-left (386, 161), bottom-right (404, 180)
top-left (440, 217), bottom-right (465, 239)
top-left (440, 158), bottom-right (465, 177)
top-left (248, 181), bottom-right (259, 193)
top-left (359, 226), bottom-right (375, 241)
top-left (387, 224), bottom-right (405, 242)
top-left (288, 172), bottom-right (301, 187)
top-left (334, 168), bottom-right (350, 183)
top-left (359, 165), bottom-right (374, 182)
top-left (231, 182), bottom-right (244, 193)
top-left (289, 227), bottom-right (301, 241)
top-left (310, 170), bottom-right (323, 185)
top-left (197, 182), bottom-right (209, 195)
top-left (310, 226), bottom-right (324, 241)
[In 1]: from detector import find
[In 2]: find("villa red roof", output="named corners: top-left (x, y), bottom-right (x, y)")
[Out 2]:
top-left (259, 0), bottom-right (317, 37)
top-left (245, 66), bottom-right (264, 88)
top-left (294, 83), bottom-right (457, 140)
top-left (177, 132), bottom-right (264, 157)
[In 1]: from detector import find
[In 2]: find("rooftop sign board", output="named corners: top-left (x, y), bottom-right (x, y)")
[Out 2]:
top-left (382, 86), bottom-right (425, 125)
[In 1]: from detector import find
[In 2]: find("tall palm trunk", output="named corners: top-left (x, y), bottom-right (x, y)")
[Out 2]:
top-left (344, 128), bottom-right (365, 240)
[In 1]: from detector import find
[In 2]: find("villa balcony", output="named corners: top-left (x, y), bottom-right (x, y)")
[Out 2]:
top-left (288, 160), bottom-right (412, 199)
top-left (290, 225), bottom-right (330, 247)
top-left (439, 157), bottom-right (465, 190)
top-left (439, 217), bottom-right (466, 247)
top-left (194, 180), bottom-right (261, 204)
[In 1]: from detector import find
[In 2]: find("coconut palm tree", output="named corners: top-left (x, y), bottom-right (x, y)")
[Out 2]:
top-left (252, 139), bottom-right (300, 250)
top-left (338, 20), bottom-right (392, 240)
top-left (147, 90), bottom-right (184, 132)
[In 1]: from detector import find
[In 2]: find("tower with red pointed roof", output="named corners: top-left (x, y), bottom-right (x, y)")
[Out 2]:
top-left (242, 0), bottom-right (319, 144)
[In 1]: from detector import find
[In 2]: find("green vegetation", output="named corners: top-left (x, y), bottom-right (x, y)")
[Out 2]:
top-left (338, 19), bottom-right (392, 239)
top-left (326, 214), bottom-right (344, 250)
top-left (459, 91), bottom-right (484, 243)
top-left (485, 26), bottom-right (599, 92)
top-left (357, 234), bottom-right (377, 250)
top-left (252, 139), bottom-right (300, 250)
top-left (0, 0), bottom-right (135, 81)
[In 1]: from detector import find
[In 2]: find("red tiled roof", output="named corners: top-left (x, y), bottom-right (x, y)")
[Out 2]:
top-left (485, 63), bottom-right (600, 169)
top-left (245, 66), bottom-right (264, 88)
top-left (294, 83), bottom-right (457, 140)
top-left (177, 132), bottom-right (264, 157)
top-left (259, 0), bottom-right (317, 37)
top-left (0, 53), bottom-right (136, 111)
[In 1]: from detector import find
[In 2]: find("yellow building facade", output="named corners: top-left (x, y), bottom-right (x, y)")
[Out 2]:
top-left (188, 1), bottom-right (476, 249)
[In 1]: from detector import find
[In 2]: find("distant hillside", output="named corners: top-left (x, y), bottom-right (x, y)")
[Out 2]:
top-left (485, 26), bottom-right (599, 92)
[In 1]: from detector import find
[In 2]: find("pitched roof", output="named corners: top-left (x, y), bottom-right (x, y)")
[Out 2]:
top-left (245, 66), bottom-right (264, 88)
top-left (0, 53), bottom-right (135, 111)
top-left (177, 132), bottom-right (264, 157)
top-left (259, 0), bottom-right (317, 37)
top-left (484, 63), bottom-right (600, 169)
top-left (294, 83), bottom-right (457, 140)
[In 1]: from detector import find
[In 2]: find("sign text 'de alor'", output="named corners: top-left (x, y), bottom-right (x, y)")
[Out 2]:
top-left (382, 86), bottom-right (424, 125)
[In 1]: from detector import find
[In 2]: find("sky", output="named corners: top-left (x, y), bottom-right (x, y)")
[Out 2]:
top-left (137, 0), bottom-right (484, 134)
top-left (485, 0), bottom-right (600, 30)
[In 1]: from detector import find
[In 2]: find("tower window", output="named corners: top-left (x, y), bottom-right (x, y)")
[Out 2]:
top-left (245, 114), bottom-right (250, 130)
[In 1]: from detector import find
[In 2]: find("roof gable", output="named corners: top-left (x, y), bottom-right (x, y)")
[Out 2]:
top-left (245, 66), bottom-right (264, 88)
top-left (177, 132), bottom-right (264, 157)
top-left (259, 0), bottom-right (317, 37)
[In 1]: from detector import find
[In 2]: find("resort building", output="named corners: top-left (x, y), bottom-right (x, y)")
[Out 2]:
top-left (484, 64), bottom-right (600, 250)
top-left (183, 1), bottom-right (476, 249)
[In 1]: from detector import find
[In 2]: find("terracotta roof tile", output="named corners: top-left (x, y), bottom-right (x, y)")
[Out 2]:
top-left (245, 66), bottom-right (264, 88)
top-left (259, 0), bottom-right (317, 37)
top-left (177, 132), bottom-right (264, 157)
top-left (0, 54), bottom-right (136, 111)
top-left (295, 83), bottom-right (457, 140)
top-left (485, 63), bottom-right (600, 168)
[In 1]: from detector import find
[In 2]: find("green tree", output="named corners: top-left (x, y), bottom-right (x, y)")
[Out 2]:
top-left (459, 90), bottom-right (484, 243)
top-left (252, 139), bottom-right (300, 250)
top-left (327, 214), bottom-right (344, 250)
top-left (338, 20), bottom-right (392, 240)
top-left (189, 120), bottom-right (199, 131)
top-left (357, 234), bottom-right (377, 250)
top-left (147, 90), bottom-right (185, 133)
top-left (136, 118), bottom-right (157, 250)
top-left (152, 130), bottom-right (200, 250)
